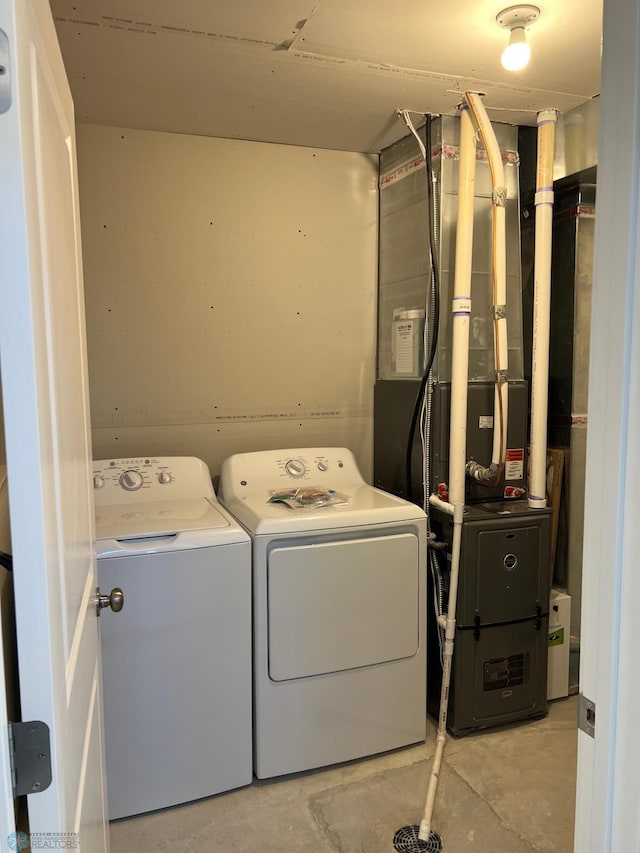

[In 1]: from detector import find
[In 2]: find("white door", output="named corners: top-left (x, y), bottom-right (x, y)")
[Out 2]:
top-left (0, 0), bottom-right (109, 849)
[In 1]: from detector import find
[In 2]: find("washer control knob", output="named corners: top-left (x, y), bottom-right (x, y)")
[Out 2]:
top-left (317, 460), bottom-right (329, 472)
top-left (119, 470), bottom-right (144, 492)
top-left (93, 475), bottom-right (105, 489)
top-left (158, 470), bottom-right (172, 484)
top-left (285, 459), bottom-right (306, 478)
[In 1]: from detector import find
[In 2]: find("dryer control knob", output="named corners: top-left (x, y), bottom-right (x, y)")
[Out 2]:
top-left (93, 475), bottom-right (105, 489)
top-left (285, 459), bottom-right (306, 478)
top-left (317, 460), bottom-right (329, 472)
top-left (158, 471), bottom-right (172, 484)
top-left (120, 469), bottom-right (144, 491)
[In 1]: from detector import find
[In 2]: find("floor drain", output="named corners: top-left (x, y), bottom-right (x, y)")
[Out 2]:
top-left (392, 825), bottom-right (443, 852)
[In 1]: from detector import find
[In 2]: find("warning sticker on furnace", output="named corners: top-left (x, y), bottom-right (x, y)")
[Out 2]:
top-left (505, 448), bottom-right (524, 481)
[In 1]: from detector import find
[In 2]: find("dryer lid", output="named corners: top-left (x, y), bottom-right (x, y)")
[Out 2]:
top-left (222, 484), bottom-right (426, 535)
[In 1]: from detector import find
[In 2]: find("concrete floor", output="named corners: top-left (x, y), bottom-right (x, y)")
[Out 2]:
top-left (110, 696), bottom-right (577, 853)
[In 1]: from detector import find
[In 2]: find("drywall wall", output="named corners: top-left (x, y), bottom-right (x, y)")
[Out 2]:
top-left (76, 125), bottom-right (378, 481)
top-left (554, 97), bottom-right (600, 180)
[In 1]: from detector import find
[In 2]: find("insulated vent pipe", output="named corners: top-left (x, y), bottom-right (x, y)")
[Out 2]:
top-left (529, 109), bottom-right (558, 508)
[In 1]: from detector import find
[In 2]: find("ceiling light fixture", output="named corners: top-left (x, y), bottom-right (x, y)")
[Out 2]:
top-left (497, 5), bottom-right (540, 72)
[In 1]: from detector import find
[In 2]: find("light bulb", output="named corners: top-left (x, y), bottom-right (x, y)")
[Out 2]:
top-left (501, 26), bottom-right (531, 71)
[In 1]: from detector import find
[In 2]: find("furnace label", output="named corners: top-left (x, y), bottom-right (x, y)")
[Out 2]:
top-left (505, 448), bottom-right (524, 480)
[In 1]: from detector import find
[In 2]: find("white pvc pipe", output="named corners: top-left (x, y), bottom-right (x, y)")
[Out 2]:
top-left (419, 513), bottom-right (463, 841)
top-left (465, 92), bottom-right (509, 481)
top-left (448, 105), bottom-right (476, 507)
top-left (529, 109), bottom-right (558, 509)
top-left (419, 104), bottom-right (476, 843)
top-left (428, 494), bottom-right (454, 516)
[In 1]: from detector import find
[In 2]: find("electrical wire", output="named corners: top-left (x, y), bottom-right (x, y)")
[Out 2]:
top-left (399, 109), bottom-right (426, 160)
top-left (405, 114), bottom-right (440, 502)
top-left (429, 548), bottom-right (445, 667)
top-left (398, 110), bottom-right (445, 666)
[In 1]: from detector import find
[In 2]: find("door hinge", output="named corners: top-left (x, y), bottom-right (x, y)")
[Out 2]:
top-left (577, 693), bottom-right (596, 738)
top-left (8, 721), bottom-right (52, 796)
top-left (0, 30), bottom-right (11, 114)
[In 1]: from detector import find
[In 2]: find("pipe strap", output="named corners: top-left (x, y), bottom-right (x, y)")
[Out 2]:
top-left (492, 186), bottom-right (508, 207)
top-left (535, 189), bottom-right (554, 206)
top-left (537, 108), bottom-right (559, 124)
top-left (452, 503), bottom-right (465, 523)
top-left (528, 495), bottom-right (547, 508)
top-left (452, 297), bottom-right (471, 314)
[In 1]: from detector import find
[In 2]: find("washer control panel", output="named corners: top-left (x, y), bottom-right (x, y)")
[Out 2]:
top-left (220, 447), bottom-right (364, 498)
top-left (93, 456), bottom-right (213, 506)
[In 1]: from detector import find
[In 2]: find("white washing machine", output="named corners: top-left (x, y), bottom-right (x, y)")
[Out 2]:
top-left (219, 446), bottom-right (427, 779)
top-left (94, 456), bottom-right (252, 819)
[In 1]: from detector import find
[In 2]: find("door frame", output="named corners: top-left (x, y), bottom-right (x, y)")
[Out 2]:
top-left (574, 0), bottom-right (640, 849)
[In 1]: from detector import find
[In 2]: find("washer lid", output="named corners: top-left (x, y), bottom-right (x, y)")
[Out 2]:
top-left (95, 497), bottom-right (230, 540)
top-left (95, 497), bottom-right (250, 556)
top-left (222, 484), bottom-right (426, 535)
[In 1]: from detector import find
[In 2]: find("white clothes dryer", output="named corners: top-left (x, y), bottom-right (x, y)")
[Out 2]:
top-left (94, 456), bottom-right (252, 819)
top-left (219, 447), bottom-right (427, 779)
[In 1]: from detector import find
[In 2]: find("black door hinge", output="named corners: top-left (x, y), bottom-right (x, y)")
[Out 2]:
top-left (8, 721), bottom-right (52, 796)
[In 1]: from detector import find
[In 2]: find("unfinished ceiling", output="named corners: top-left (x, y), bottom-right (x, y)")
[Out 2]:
top-left (50, 0), bottom-right (603, 153)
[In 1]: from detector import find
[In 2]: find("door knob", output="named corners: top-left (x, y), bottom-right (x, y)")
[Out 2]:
top-left (94, 587), bottom-right (124, 616)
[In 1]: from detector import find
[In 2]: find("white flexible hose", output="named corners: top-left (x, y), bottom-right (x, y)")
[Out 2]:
top-left (400, 110), bottom-right (435, 517)
top-left (401, 111), bottom-right (446, 676)
top-left (399, 109), bottom-right (426, 160)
